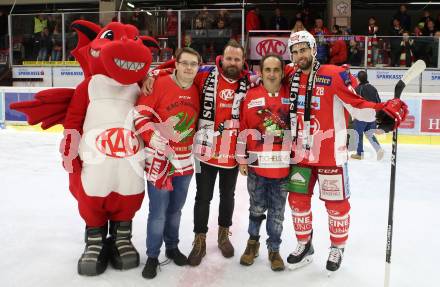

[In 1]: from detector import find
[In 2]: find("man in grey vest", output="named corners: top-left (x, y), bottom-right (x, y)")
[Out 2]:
top-left (351, 71), bottom-right (385, 160)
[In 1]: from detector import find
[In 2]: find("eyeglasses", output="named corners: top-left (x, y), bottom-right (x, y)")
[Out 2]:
top-left (177, 61), bottom-right (199, 68)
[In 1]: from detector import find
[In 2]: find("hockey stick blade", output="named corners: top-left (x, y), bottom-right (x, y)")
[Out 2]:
top-left (394, 60), bottom-right (426, 99)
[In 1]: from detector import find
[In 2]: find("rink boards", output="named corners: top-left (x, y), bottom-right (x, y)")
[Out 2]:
top-left (1, 87), bottom-right (439, 144)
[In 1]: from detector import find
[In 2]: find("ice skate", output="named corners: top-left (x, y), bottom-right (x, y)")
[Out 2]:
top-left (326, 246), bottom-right (344, 276)
top-left (287, 240), bottom-right (314, 270)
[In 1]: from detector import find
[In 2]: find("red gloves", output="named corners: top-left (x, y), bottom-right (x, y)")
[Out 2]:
top-left (59, 129), bottom-right (82, 173)
top-left (376, 99), bottom-right (409, 132)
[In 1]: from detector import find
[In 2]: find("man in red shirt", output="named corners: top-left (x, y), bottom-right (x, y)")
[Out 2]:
top-left (329, 25), bottom-right (347, 65)
top-left (135, 47), bottom-right (201, 279)
top-left (310, 17), bottom-right (330, 63)
top-left (237, 53), bottom-right (290, 271)
top-left (246, 7), bottom-right (261, 32)
top-left (284, 31), bottom-right (408, 273)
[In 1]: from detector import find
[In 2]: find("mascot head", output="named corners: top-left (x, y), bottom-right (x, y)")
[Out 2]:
top-left (71, 20), bottom-right (159, 85)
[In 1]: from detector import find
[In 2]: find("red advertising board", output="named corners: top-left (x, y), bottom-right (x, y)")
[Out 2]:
top-left (421, 100), bottom-right (440, 133)
top-left (400, 115), bottom-right (415, 129)
top-left (248, 36), bottom-right (290, 61)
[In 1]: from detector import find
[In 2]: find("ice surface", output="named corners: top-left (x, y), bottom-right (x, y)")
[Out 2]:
top-left (1, 130), bottom-right (438, 287)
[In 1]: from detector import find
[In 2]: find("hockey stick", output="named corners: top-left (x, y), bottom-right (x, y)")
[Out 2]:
top-left (384, 60), bottom-right (426, 287)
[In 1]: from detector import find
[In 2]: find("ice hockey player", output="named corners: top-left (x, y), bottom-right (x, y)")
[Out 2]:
top-left (284, 30), bottom-right (408, 273)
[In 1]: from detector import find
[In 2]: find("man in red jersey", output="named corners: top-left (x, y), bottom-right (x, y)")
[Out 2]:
top-left (134, 47), bottom-right (201, 279)
top-left (237, 53), bottom-right (290, 271)
top-left (284, 30), bottom-right (408, 273)
top-left (143, 40), bottom-right (253, 266)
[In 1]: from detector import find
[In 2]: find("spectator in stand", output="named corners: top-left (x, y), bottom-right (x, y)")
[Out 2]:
top-left (419, 10), bottom-right (434, 29)
top-left (329, 25), bottom-right (347, 65)
top-left (423, 21), bottom-right (437, 67)
top-left (367, 16), bottom-right (380, 66)
top-left (51, 23), bottom-right (62, 61)
top-left (412, 25), bottom-right (424, 61)
top-left (197, 6), bottom-right (215, 29)
top-left (166, 9), bottom-right (178, 52)
top-left (399, 31), bottom-right (415, 67)
top-left (310, 17), bottom-right (330, 64)
top-left (215, 9), bottom-right (231, 28)
top-left (34, 14), bottom-right (47, 37)
top-left (66, 30), bottom-right (77, 60)
top-left (213, 20), bottom-right (230, 55)
top-left (46, 15), bottom-right (58, 34)
top-left (413, 25), bottom-right (423, 37)
top-left (424, 20), bottom-right (436, 36)
top-left (190, 17), bottom-right (208, 61)
top-left (291, 19), bottom-right (306, 32)
top-left (37, 27), bottom-right (52, 61)
top-left (269, 8), bottom-right (288, 30)
top-left (290, 12), bottom-right (303, 29)
top-left (393, 4), bottom-right (411, 32)
top-left (389, 18), bottom-right (404, 67)
top-left (348, 39), bottom-right (362, 66)
top-left (33, 14), bottom-right (48, 59)
top-left (246, 7), bottom-right (261, 33)
top-left (300, 7), bottom-right (312, 30)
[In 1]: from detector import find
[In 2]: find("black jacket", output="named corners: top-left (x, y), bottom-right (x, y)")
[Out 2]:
top-left (355, 82), bottom-right (381, 103)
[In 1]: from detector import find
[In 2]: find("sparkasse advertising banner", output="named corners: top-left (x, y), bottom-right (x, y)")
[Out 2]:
top-left (52, 67), bottom-right (84, 87)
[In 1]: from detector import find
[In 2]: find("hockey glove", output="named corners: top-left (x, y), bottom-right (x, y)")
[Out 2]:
top-left (376, 99), bottom-right (409, 133)
top-left (149, 130), bottom-right (168, 152)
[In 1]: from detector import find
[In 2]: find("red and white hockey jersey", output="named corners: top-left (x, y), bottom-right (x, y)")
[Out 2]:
top-left (135, 75), bottom-right (200, 175)
top-left (238, 85), bottom-right (291, 179)
top-left (285, 64), bottom-right (380, 166)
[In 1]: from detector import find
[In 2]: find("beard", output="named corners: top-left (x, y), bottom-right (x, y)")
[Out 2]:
top-left (298, 56), bottom-right (313, 70)
top-left (222, 65), bottom-right (241, 79)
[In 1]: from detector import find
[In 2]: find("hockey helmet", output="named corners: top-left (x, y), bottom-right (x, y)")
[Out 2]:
top-left (287, 30), bottom-right (316, 53)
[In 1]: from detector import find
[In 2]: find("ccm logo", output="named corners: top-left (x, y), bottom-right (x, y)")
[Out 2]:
top-left (96, 128), bottom-right (140, 158)
top-left (318, 168), bottom-right (339, 174)
top-left (256, 39), bottom-right (287, 56)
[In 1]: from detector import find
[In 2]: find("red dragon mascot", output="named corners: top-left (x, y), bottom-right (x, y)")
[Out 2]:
top-left (10, 20), bottom-right (159, 276)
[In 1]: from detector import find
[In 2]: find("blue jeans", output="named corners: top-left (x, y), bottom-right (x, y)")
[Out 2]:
top-left (353, 120), bottom-right (381, 155)
top-left (37, 48), bottom-right (48, 61)
top-left (146, 174), bottom-right (192, 258)
top-left (247, 170), bottom-right (288, 252)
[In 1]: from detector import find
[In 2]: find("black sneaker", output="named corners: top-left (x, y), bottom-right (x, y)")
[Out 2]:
top-left (142, 257), bottom-right (159, 279)
top-left (166, 248), bottom-right (188, 266)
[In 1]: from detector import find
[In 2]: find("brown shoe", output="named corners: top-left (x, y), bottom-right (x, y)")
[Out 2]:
top-left (350, 153), bottom-right (363, 160)
top-left (377, 149), bottom-right (385, 161)
top-left (240, 239), bottom-right (260, 266)
top-left (268, 251), bottom-right (285, 271)
top-left (187, 233), bottom-right (206, 266)
top-left (218, 226), bottom-right (234, 258)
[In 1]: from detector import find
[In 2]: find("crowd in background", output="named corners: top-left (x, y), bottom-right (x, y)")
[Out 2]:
top-left (246, 4), bottom-right (440, 67)
top-left (2, 4), bottom-right (440, 67)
